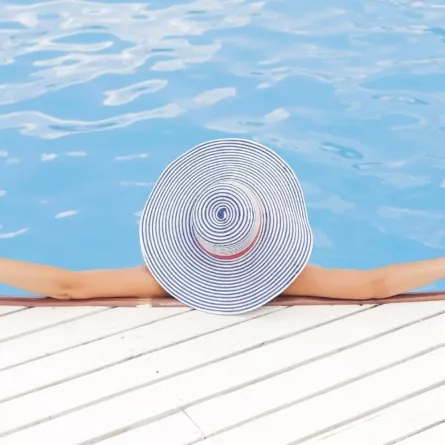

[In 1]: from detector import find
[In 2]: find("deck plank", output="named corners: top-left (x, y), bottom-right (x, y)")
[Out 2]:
top-left (299, 385), bottom-right (445, 444)
top-left (191, 348), bottom-right (445, 445)
top-left (0, 303), bottom-right (443, 444)
top-left (0, 306), bottom-right (190, 370)
top-left (185, 310), bottom-right (445, 437)
top-left (0, 306), bottom-right (106, 342)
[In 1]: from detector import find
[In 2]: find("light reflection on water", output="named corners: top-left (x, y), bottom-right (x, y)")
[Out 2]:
top-left (2, 0), bottom-right (445, 294)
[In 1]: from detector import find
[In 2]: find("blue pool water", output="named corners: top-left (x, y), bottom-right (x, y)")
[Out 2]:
top-left (2, 0), bottom-right (445, 296)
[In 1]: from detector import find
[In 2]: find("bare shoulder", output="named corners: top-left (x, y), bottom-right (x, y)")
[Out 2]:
top-left (73, 265), bottom-right (168, 299)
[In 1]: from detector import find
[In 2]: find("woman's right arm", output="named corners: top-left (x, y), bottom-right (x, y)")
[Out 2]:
top-left (0, 258), bottom-right (167, 299)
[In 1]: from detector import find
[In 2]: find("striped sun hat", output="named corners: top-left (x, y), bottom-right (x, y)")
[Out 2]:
top-left (139, 138), bottom-right (313, 314)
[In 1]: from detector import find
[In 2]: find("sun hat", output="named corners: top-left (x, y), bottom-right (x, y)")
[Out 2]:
top-left (139, 138), bottom-right (313, 314)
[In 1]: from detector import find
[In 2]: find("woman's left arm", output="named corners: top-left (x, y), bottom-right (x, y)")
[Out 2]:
top-left (285, 259), bottom-right (445, 300)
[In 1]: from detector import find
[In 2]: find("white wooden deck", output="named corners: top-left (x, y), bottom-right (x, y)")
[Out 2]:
top-left (0, 301), bottom-right (444, 445)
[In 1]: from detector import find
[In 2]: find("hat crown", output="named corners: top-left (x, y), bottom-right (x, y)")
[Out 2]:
top-left (192, 180), bottom-right (262, 260)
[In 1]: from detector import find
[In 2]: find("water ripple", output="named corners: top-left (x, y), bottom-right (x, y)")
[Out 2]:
top-left (0, 104), bottom-right (184, 138)
top-left (103, 79), bottom-right (168, 106)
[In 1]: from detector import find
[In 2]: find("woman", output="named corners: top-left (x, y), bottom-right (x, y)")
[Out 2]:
top-left (2, 139), bottom-right (444, 312)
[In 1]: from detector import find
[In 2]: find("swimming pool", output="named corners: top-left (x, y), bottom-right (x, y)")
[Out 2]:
top-left (1, 0), bottom-right (445, 296)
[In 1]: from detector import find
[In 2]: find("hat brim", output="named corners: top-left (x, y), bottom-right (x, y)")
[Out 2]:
top-left (139, 138), bottom-right (313, 315)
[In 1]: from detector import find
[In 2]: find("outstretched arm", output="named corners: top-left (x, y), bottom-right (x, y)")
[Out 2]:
top-left (0, 258), bottom-right (167, 299)
top-left (1, 256), bottom-right (445, 300)
top-left (285, 259), bottom-right (445, 299)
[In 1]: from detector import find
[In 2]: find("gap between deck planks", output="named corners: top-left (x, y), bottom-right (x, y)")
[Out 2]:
top-left (0, 307), bottom-right (27, 317)
top-left (396, 422), bottom-right (445, 445)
